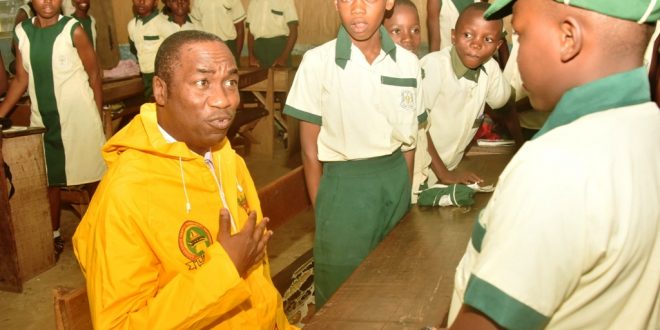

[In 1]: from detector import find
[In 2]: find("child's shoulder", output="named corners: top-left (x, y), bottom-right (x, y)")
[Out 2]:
top-left (420, 48), bottom-right (452, 70)
top-left (298, 39), bottom-right (338, 66)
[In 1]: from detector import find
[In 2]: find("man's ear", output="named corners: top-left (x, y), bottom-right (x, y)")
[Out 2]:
top-left (451, 28), bottom-right (456, 45)
top-left (152, 75), bottom-right (167, 106)
top-left (559, 17), bottom-right (582, 62)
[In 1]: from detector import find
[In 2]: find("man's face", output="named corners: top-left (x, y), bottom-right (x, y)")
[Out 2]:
top-left (154, 41), bottom-right (240, 155)
top-left (133, 0), bottom-right (156, 17)
top-left (166, 0), bottom-right (190, 17)
top-left (384, 5), bottom-right (421, 54)
top-left (512, 0), bottom-right (563, 111)
top-left (451, 8), bottom-right (503, 69)
top-left (335, 0), bottom-right (395, 42)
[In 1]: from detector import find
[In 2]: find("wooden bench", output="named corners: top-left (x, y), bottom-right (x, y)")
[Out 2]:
top-left (54, 166), bottom-right (312, 329)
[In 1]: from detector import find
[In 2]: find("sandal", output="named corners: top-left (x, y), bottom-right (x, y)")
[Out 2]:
top-left (54, 236), bottom-right (65, 261)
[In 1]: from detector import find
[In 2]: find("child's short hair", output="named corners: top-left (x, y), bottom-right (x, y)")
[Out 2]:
top-left (458, 2), bottom-right (505, 40)
top-left (385, 0), bottom-right (419, 20)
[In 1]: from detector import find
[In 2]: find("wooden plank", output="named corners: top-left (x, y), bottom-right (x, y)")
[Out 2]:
top-left (54, 287), bottom-right (92, 330)
top-left (305, 154), bottom-right (512, 329)
top-left (0, 127), bottom-right (53, 291)
top-left (0, 136), bottom-right (22, 292)
top-left (257, 166), bottom-right (310, 231)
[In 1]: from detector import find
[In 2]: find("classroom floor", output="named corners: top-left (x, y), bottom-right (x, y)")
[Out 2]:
top-left (0, 138), bottom-right (313, 329)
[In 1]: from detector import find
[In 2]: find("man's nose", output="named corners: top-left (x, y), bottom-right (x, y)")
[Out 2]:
top-left (208, 85), bottom-right (235, 110)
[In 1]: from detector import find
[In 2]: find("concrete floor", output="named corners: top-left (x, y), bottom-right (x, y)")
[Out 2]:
top-left (0, 140), bottom-right (313, 329)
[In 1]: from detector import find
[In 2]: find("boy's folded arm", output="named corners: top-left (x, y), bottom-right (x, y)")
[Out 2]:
top-left (427, 132), bottom-right (482, 184)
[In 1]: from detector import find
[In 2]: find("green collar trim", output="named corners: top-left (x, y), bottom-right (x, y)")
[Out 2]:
top-left (335, 25), bottom-right (397, 69)
top-left (535, 67), bottom-right (650, 139)
top-left (135, 9), bottom-right (160, 24)
top-left (450, 46), bottom-right (486, 83)
top-left (163, 10), bottom-right (193, 23)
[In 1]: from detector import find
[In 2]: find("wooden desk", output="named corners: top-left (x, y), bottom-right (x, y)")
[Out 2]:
top-left (101, 76), bottom-right (144, 139)
top-left (0, 127), bottom-right (53, 293)
top-left (237, 68), bottom-right (280, 158)
top-left (305, 153), bottom-right (512, 329)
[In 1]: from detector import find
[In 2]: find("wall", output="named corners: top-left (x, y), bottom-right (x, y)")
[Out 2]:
top-left (112, 0), bottom-right (429, 49)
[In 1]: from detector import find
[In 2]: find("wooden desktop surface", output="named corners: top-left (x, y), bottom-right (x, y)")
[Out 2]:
top-left (305, 153), bottom-right (512, 330)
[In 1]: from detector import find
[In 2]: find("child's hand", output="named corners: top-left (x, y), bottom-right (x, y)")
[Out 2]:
top-left (440, 169), bottom-right (483, 185)
top-left (272, 56), bottom-right (287, 68)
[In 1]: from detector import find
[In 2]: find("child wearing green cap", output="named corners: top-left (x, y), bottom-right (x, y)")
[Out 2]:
top-left (446, 0), bottom-right (660, 329)
top-left (284, 0), bottom-right (424, 309)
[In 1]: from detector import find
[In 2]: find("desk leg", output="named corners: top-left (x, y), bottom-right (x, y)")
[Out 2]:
top-left (249, 69), bottom-right (275, 158)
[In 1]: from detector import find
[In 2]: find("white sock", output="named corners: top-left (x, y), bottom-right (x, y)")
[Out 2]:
top-left (53, 229), bottom-right (61, 238)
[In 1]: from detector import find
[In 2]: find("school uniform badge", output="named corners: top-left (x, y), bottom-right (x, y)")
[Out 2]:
top-left (178, 221), bottom-right (213, 269)
top-left (400, 90), bottom-right (415, 110)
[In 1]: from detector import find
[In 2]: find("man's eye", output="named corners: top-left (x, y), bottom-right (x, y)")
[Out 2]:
top-left (195, 80), bottom-right (209, 88)
top-left (391, 28), bottom-right (401, 35)
top-left (224, 79), bottom-right (238, 88)
top-left (411, 27), bottom-right (421, 34)
top-left (463, 32), bottom-right (472, 39)
top-left (485, 37), bottom-right (494, 43)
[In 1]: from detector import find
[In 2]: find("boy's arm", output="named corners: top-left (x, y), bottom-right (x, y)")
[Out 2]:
top-left (74, 25), bottom-right (103, 114)
top-left (427, 0), bottom-right (441, 52)
top-left (0, 43), bottom-right (28, 117)
top-left (247, 29), bottom-right (259, 67)
top-left (273, 22), bottom-right (298, 67)
top-left (234, 19), bottom-right (245, 62)
top-left (403, 149), bottom-right (415, 183)
top-left (300, 121), bottom-right (322, 208)
top-left (427, 132), bottom-right (482, 184)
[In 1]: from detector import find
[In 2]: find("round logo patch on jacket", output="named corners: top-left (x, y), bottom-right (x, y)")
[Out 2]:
top-left (178, 221), bottom-right (213, 264)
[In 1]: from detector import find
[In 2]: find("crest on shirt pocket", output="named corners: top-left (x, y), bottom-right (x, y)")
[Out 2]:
top-left (400, 90), bottom-right (415, 111)
top-left (178, 221), bottom-right (213, 270)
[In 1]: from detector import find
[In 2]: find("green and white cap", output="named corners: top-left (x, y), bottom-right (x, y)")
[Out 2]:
top-left (484, 0), bottom-right (660, 23)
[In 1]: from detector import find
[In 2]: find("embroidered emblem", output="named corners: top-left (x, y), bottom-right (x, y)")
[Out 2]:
top-left (178, 221), bottom-right (213, 270)
top-left (400, 90), bottom-right (415, 110)
top-left (236, 183), bottom-right (250, 214)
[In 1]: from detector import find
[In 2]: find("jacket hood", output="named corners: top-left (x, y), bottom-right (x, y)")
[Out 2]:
top-left (102, 103), bottom-right (230, 165)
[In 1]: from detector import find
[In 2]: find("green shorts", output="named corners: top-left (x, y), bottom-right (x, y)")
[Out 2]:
top-left (313, 150), bottom-right (411, 308)
top-left (254, 36), bottom-right (288, 67)
top-left (224, 39), bottom-right (239, 64)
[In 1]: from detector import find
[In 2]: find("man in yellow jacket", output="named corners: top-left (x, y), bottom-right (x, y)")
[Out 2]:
top-left (73, 30), bottom-right (296, 329)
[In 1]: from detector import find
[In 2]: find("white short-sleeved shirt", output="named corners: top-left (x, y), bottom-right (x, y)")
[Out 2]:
top-left (157, 13), bottom-right (197, 38)
top-left (415, 47), bottom-right (510, 187)
top-left (190, 0), bottom-right (245, 41)
top-left (449, 68), bottom-right (660, 329)
top-left (246, 0), bottom-right (298, 39)
top-left (127, 10), bottom-right (162, 74)
top-left (284, 26), bottom-right (425, 161)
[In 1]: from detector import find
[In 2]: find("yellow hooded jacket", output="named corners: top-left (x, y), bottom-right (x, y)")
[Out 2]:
top-left (73, 104), bottom-right (294, 329)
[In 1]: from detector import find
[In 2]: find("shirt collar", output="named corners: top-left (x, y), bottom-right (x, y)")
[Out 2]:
top-left (135, 9), bottom-right (160, 24)
top-left (534, 67), bottom-right (651, 139)
top-left (335, 25), bottom-right (397, 69)
top-left (162, 9), bottom-right (193, 23)
top-left (450, 46), bottom-right (486, 83)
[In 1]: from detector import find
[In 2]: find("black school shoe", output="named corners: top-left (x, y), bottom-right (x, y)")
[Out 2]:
top-left (54, 236), bottom-right (64, 261)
